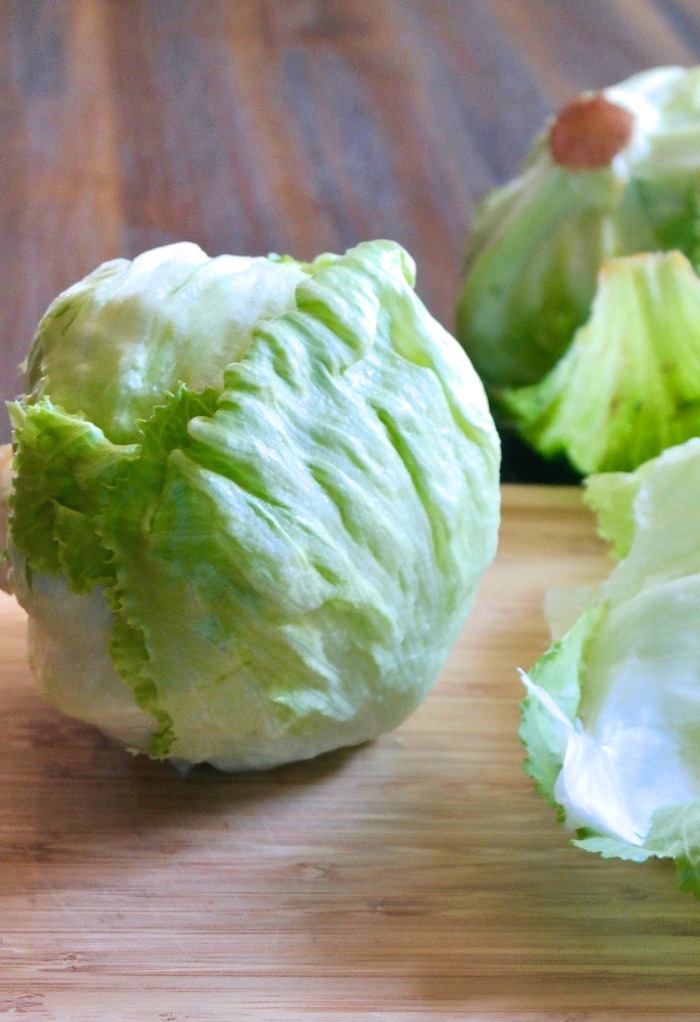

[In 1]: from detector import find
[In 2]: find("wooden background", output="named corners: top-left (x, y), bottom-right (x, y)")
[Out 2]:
top-left (3, 0), bottom-right (700, 476)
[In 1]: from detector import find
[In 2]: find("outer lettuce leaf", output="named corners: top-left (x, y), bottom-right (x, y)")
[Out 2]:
top-left (7, 395), bottom-right (208, 755)
top-left (519, 605), bottom-right (603, 807)
top-left (8, 399), bottom-right (136, 586)
top-left (575, 801), bottom-right (700, 889)
top-left (455, 154), bottom-right (637, 391)
top-left (573, 834), bottom-right (654, 864)
top-left (500, 252), bottom-right (700, 475)
top-left (583, 467), bottom-right (649, 559)
top-left (23, 243), bottom-right (308, 443)
top-left (595, 437), bottom-right (700, 605)
top-left (9, 240), bottom-right (500, 770)
top-left (8, 558), bottom-right (156, 753)
top-left (521, 439), bottom-right (700, 894)
top-left (645, 803), bottom-right (700, 893)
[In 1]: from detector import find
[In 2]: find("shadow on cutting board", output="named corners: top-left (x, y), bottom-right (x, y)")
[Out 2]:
top-left (0, 675), bottom-right (365, 894)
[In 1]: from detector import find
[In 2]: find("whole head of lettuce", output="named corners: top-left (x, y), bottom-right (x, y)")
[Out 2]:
top-left (521, 438), bottom-right (700, 894)
top-left (456, 65), bottom-right (700, 475)
top-left (0, 240), bottom-right (500, 771)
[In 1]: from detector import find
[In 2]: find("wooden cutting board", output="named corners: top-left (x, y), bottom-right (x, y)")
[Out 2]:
top-left (1, 485), bottom-right (698, 1020)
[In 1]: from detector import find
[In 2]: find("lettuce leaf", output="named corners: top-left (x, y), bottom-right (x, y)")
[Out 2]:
top-left (500, 252), bottom-right (700, 474)
top-left (521, 438), bottom-right (700, 894)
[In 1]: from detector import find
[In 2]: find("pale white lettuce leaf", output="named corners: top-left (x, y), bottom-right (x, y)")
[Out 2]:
top-left (24, 243), bottom-right (308, 443)
top-left (522, 439), bottom-right (700, 893)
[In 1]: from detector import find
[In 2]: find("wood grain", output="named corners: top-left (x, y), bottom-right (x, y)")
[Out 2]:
top-left (1, 486), bottom-right (699, 1019)
top-left (2, 0), bottom-right (700, 477)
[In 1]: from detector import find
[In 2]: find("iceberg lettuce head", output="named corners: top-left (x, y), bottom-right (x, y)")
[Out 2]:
top-left (457, 65), bottom-right (700, 475)
top-left (2, 240), bottom-right (500, 771)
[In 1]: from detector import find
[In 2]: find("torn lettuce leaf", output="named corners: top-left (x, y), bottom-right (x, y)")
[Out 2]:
top-left (521, 438), bottom-right (700, 893)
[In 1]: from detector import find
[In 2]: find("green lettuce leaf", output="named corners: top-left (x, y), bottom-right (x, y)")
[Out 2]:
top-left (0, 444), bottom-right (12, 593)
top-left (521, 438), bottom-right (700, 894)
top-left (500, 252), bottom-right (700, 475)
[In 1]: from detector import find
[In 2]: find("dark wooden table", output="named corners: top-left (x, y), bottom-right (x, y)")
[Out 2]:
top-left (2, 0), bottom-right (700, 472)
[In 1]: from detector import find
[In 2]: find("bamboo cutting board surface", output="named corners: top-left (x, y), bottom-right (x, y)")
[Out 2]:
top-left (1, 485), bottom-right (699, 1020)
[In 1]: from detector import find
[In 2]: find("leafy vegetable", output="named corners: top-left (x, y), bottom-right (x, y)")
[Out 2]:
top-left (456, 65), bottom-right (700, 474)
top-left (500, 251), bottom-right (700, 474)
top-left (4, 240), bottom-right (500, 770)
top-left (0, 444), bottom-right (12, 594)
top-left (521, 438), bottom-right (700, 893)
